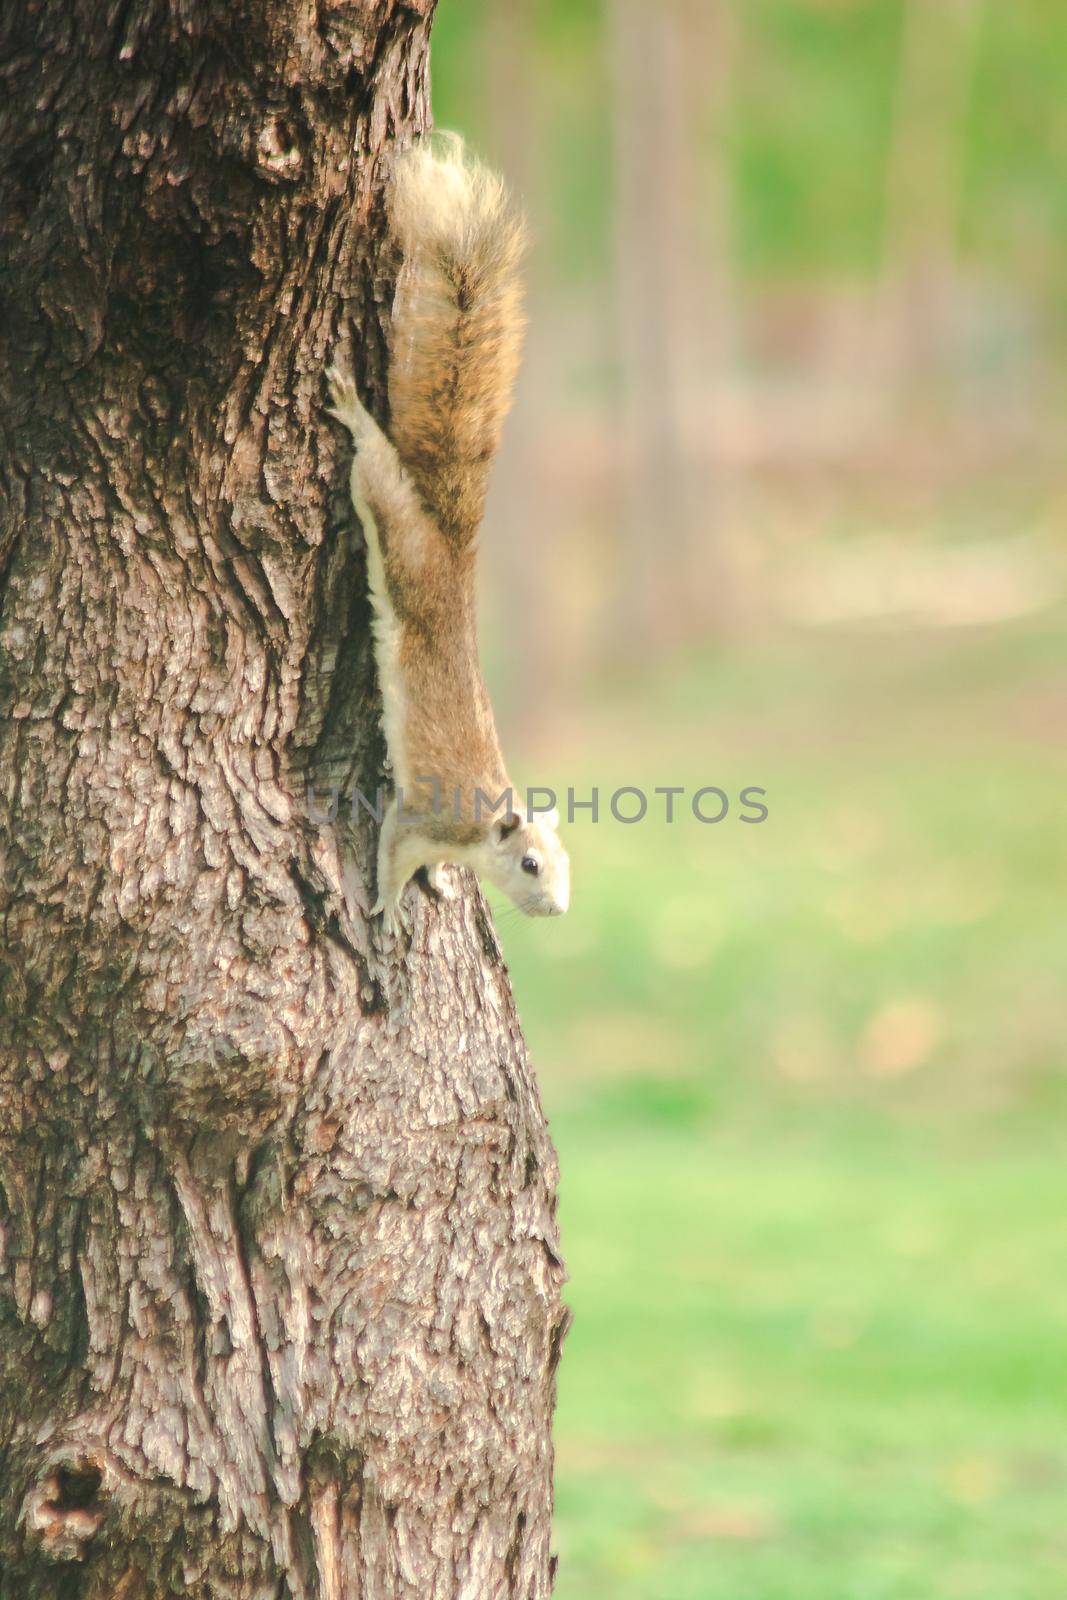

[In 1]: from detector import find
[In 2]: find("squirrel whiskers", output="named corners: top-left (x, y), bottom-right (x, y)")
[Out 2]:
top-left (328, 137), bottom-right (570, 932)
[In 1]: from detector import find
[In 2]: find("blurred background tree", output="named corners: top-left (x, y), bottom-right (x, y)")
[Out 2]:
top-left (436, 0), bottom-right (1064, 678)
top-left (432, 4), bottom-right (1067, 1598)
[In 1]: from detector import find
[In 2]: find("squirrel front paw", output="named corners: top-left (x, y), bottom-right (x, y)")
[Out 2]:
top-left (371, 895), bottom-right (403, 940)
top-left (423, 864), bottom-right (456, 901)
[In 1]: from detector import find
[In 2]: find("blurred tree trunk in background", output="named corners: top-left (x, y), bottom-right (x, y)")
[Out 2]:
top-left (691, 0), bottom-right (739, 633)
top-left (609, 0), bottom-right (735, 653)
top-left (880, 0), bottom-right (983, 394)
top-left (0, 2), bottom-right (567, 1595)
top-left (484, 0), bottom-right (562, 728)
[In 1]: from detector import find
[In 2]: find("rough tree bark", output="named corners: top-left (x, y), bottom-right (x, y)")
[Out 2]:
top-left (0, 3), bottom-right (567, 1597)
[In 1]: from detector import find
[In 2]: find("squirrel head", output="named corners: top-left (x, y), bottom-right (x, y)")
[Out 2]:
top-left (480, 808), bottom-right (570, 918)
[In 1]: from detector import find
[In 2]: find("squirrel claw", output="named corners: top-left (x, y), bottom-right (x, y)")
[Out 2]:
top-left (326, 366), bottom-right (358, 419)
top-left (325, 363), bottom-right (354, 398)
top-left (326, 367), bottom-right (376, 446)
top-left (371, 896), bottom-right (403, 940)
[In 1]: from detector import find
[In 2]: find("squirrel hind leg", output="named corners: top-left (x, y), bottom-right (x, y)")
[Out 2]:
top-left (326, 365), bottom-right (377, 445)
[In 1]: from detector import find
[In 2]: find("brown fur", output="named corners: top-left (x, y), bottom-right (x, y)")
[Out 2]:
top-left (328, 138), bottom-right (569, 923)
top-left (353, 441), bottom-right (510, 826)
top-left (387, 137), bottom-right (528, 551)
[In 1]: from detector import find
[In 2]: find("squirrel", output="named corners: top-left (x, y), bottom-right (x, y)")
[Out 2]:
top-left (327, 137), bottom-right (570, 932)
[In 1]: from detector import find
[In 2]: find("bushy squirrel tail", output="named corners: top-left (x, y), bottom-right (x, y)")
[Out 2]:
top-left (387, 136), bottom-right (528, 551)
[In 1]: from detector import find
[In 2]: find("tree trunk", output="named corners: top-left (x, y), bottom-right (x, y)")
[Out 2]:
top-left (878, 0), bottom-right (982, 391)
top-left (482, 0), bottom-right (560, 734)
top-left (609, 0), bottom-right (730, 650)
top-left (0, 4), bottom-right (567, 1597)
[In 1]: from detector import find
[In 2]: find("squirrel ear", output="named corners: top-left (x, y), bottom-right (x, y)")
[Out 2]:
top-left (495, 812), bottom-right (522, 843)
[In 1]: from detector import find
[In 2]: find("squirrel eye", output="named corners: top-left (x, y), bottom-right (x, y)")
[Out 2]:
top-left (521, 856), bottom-right (540, 876)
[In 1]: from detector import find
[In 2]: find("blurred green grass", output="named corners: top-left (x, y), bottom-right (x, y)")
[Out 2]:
top-left (551, 1132), bottom-right (1067, 1600)
top-left (433, 6), bottom-right (1067, 1590)
top-left (489, 614), bottom-right (1067, 1599)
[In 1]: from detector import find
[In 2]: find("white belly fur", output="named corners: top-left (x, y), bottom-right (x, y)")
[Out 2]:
top-left (350, 468), bottom-right (410, 791)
